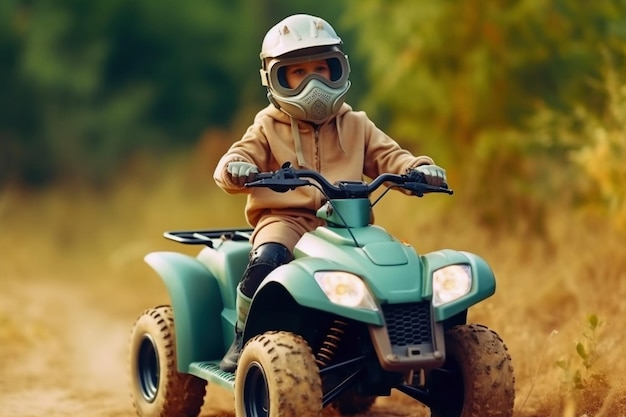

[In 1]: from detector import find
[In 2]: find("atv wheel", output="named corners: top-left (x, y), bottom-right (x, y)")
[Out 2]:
top-left (129, 306), bottom-right (207, 417)
top-left (235, 331), bottom-right (323, 417)
top-left (428, 324), bottom-right (515, 417)
top-left (331, 390), bottom-right (376, 415)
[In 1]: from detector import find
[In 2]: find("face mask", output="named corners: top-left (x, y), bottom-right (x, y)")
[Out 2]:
top-left (272, 78), bottom-right (351, 122)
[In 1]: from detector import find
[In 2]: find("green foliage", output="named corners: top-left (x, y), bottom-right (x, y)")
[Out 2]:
top-left (344, 0), bottom-right (625, 148)
top-left (556, 314), bottom-right (603, 392)
top-left (343, 0), bottom-right (626, 232)
top-left (507, 46), bottom-right (626, 233)
top-left (0, 0), bottom-right (347, 185)
top-left (2, 0), bottom-right (241, 183)
top-left (570, 48), bottom-right (626, 232)
top-left (553, 314), bottom-right (613, 417)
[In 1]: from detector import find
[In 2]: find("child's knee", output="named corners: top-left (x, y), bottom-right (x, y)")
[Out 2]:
top-left (239, 242), bottom-right (293, 297)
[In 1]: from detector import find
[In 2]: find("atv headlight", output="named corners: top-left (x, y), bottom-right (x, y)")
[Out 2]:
top-left (432, 264), bottom-right (472, 306)
top-left (314, 271), bottom-right (378, 310)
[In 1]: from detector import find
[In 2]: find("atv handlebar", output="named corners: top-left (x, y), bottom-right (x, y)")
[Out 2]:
top-left (245, 163), bottom-right (453, 199)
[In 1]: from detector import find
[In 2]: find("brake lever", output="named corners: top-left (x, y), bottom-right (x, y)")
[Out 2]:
top-left (435, 185), bottom-right (454, 195)
top-left (404, 181), bottom-right (454, 196)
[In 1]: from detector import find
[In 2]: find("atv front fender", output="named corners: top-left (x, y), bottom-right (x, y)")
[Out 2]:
top-left (421, 249), bottom-right (496, 322)
top-left (144, 251), bottom-right (224, 371)
top-left (252, 261), bottom-right (384, 326)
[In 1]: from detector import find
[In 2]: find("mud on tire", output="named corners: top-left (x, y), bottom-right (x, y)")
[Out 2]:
top-left (129, 306), bottom-right (207, 417)
top-left (429, 324), bottom-right (515, 417)
top-left (235, 331), bottom-right (323, 417)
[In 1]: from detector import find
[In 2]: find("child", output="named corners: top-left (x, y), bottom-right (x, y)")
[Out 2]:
top-left (213, 14), bottom-right (446, 372)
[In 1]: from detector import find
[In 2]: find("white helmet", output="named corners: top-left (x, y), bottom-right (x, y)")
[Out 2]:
top-left (259, 14), bottom-right (351, 123)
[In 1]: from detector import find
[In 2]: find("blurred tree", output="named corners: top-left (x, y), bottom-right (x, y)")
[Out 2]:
top-left (567, 48), bottom-right (626, 232)
top-left (343, 0), bottom-right (626, 233)
top-left (0, 0), bottom-right (51, 184)
top-left (344, 0), bottom-right (625, 156)
top-left (0, 0), bottom-right (351, 185)
top-left (2, 0), bottom-right (242, 184)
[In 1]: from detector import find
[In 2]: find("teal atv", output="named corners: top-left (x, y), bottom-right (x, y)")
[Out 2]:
top-left (128, 163), bottom-right (515, 417)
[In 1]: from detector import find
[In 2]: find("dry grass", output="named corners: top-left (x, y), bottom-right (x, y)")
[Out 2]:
top-left (1, 145), bottom-right (625, 416)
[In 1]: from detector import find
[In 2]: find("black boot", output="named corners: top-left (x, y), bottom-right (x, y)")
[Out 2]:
top-left (219, 287), bottom-right (252, 372)
top-left (219, 328), bottom-right (243, 372)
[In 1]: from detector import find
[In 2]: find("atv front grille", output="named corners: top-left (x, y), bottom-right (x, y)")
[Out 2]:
top-left (381, 302), bottom-right (433, 346)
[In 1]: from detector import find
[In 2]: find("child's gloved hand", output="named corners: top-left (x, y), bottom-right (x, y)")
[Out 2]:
top-left (408, 165), bottom-right (447, 188)
top-left (227, 161), bottom-right (259, 187)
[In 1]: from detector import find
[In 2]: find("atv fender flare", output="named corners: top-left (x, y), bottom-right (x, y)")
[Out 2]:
top-left (144, 251), bottom-right (224, 371)
top-left (422, 249), bottom-right (496, 322)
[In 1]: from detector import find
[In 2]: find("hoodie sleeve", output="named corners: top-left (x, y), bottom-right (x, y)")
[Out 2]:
top-left (359, 113), bottom-right (434, 178)
top-left (213, 120), bottom-right (271, 194)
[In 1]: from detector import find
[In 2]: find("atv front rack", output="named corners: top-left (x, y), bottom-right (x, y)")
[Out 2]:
top-left (164, 228), bottom-right (253, 247)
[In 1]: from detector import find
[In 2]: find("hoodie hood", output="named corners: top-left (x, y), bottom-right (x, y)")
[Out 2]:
top-left (257, 102), bottom-right (352, 124)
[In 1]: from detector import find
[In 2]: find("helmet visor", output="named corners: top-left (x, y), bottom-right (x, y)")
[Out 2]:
top-left (263, 50), bottom-right (350, 97)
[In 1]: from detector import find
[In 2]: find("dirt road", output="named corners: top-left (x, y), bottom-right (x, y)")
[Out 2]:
top-left (0, 272), bottom-right (435, 417)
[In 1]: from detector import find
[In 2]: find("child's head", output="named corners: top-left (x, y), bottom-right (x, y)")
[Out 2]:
top-left (259, 14), bottom-right (351, 123)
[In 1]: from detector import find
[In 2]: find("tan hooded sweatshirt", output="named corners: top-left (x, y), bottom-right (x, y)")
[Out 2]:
top-left (214, 103), bottom-right (434, 248)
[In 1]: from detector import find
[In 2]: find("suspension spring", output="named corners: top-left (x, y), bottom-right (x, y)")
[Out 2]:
top-left (315, 319), bottom-right (349, 368)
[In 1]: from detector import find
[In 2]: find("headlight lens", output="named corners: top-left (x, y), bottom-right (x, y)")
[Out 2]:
top-left (432, 264), bottom-right (472, 306)
top-left (314, 271), bottom-right (378, 310)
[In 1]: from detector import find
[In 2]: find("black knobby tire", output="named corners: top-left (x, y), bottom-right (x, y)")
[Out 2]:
top-left (235, 331), bottom-right (323, 417)
top-left (129, 306), bottom-right (207, 417)
top-left (331, 390), bottom-right (376, 416)
top-left (429, 324), bottom-right (515, 417)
